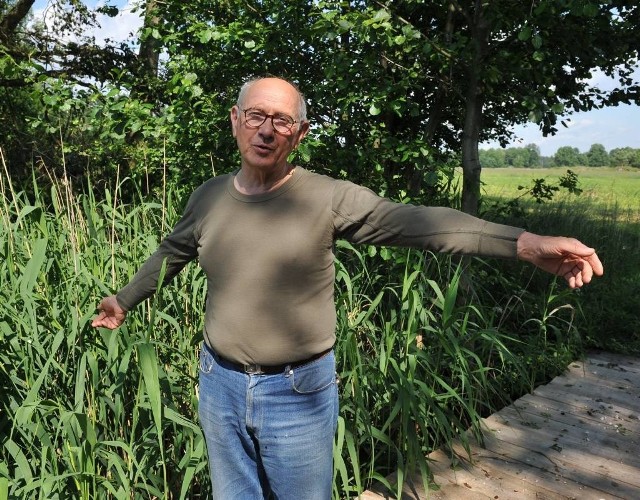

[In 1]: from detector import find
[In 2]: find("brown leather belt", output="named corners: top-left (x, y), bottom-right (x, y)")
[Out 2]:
top-left (206, 344), bottom-right (333, 375)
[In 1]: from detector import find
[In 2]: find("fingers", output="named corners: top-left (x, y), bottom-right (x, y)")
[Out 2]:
top-left (586, 251), bottom-right (604, 277)
top-left (92, 295), bottom-right (126, 329)
top-left (563, 264), bottom-right (581, 289)
top-left (562, 259), bottom-right (601, 289)
top-left (91, 312), bottom-right (120, 329)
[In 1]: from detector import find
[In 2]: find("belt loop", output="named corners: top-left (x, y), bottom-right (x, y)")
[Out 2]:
top-left (284, 364), bottom-right (293, 377)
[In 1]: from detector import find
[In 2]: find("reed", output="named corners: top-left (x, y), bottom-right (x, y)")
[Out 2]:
top-left (1, 164), bottom-right (590, 498)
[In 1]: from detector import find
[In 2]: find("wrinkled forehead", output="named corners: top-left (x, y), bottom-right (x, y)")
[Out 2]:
top-left (241, 79), bottom-right (301, 115)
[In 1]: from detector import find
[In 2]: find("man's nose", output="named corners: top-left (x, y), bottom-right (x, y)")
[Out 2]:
top-left (257, 119), bottom-right (276, 138)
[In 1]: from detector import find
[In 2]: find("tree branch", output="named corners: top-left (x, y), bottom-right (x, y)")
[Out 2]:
top-left (0, 0), bottom-right (37, 41)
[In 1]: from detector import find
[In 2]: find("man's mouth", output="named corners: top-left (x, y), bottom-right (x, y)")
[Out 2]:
top-left (253, 143), bottom-right (273, 153)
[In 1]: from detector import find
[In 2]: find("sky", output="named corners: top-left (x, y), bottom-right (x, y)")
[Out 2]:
top-left (30, 0), bottom-right (640, 157)
top-left (480, 72), bottom-right (640, 156)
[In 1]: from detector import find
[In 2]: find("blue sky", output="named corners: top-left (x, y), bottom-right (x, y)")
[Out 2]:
top-left (482, 101), bottom-right (640, 157)
top-left (32, 0), bottom-right (639, 157)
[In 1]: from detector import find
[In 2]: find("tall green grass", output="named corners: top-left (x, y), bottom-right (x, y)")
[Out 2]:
top-left (1, 162), bottom-right (587, 498)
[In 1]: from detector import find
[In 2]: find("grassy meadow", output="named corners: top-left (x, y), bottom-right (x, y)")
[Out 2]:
top-left (480, 166), bottom-right (640, 354)
top-left (482, 166), bottom-right (640, 216)
top-left (1, 163), bottom-right (638, 498)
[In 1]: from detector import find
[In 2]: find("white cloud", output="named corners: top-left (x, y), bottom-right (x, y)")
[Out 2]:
top-left (31, 0), bottom-right (143, 46)
top-left (93, 1), bottom-right (143, 46)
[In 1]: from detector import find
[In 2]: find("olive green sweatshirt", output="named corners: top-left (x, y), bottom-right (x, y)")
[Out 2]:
top-left (117, 167), bottom-right (524, 365)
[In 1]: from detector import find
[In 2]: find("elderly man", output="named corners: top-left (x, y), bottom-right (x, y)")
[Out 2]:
top-left (92, 76), bottom-right (603, 499)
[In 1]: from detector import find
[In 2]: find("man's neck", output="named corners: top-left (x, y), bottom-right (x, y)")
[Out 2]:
top-left (234, 163), bottom-right (296, 195)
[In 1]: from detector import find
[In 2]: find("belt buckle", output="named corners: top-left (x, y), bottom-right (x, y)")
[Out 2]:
top-left (243, 363), bottom-right (263, 375)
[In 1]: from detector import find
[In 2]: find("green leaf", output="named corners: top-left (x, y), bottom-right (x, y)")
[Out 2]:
top-left (518, 26), bottom-right (532, 41)
top-left (369, 103), bottom-right (381, 116)
top-left (20, 238), bottom-right (47, 298)
top-left (372, 9), bottom-right (391, 23)
top-left (532, 35), bottom-right (542, 50)
top-left (244, 40), bottom-right (256, 49)
top-left (138, 342), bottom-right (163, 441)
top-left (181, 72), bottom-right (198, 85)
top-left (583, 3), bottom-right (599, 17)
top-left (199, 29), bottom-right (213, 43)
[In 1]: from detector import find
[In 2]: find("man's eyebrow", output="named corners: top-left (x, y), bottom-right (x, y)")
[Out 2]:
top-left (246, 107), bottom-right (294, 119)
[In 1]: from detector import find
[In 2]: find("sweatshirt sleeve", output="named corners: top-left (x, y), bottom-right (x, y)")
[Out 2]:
top-left (115, 194), bottom-right (200, 311)
top-left (332, 181), bottom-right (524, 259)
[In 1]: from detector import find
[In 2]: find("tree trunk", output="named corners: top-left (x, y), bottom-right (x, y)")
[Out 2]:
top-left (460, 1), bottom-right (489, 216)
top-left (138, 0), bottom-right (161, 79)
top-left (132, 0), bottom-right (161, 101)
top-left (461, 77), bottom-right (483, 215)
top-left (408, 3), bottom-right (456, 197)
top-left (0, 0), bottom-right (36, 41)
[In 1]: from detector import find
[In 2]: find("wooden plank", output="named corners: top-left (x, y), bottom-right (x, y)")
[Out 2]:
top-left (441, 438), bottom-right (620, 500)
top-left (537, 373), bottom-right (640, 413)
top-left (586, 352), bottom-right (640, 375)
top-left (532, 383), bottom-right (640, 419)
top-left (469, 432), bottom-right (633, 499)
top-left (362, 353), bottom-right (640, 499)
top-left (555, 368), bottom-right (637, 395)
top-left (566, 360), bottom-right (640, 386)
top-left (484, 408), bottom-right (640, 489)
top-left (515, 392), bottom-right (640, 436)
top-left (486, 423), bottom-right (639, 498)
top-left (428, 447), bottom-right (568, 500)
top-left (358, 469), bottom-right (490, 500)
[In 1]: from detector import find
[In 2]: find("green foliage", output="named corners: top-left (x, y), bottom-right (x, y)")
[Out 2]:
top-left (483, 169), bottom-right (583, 220)
top-left (586, 143), bottom-right (610, 167)
top-left (610, 147), bottom-right (640, 168)
top-left (555, 146), bottom-right (585, 167)
top-left (0, 168), bottom-right (209, 498)
top-left (481, 166), bottom-right (640, 353)
top-left (4, 0), bottom-right (638, 207)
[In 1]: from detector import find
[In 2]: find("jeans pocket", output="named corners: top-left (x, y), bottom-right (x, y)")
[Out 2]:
top-left (290, 354), bottom-right (336, 394)
top-left (199, 345), bottom-right (215, 374)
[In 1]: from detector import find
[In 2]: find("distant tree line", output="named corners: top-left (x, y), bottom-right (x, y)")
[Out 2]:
top-left (480, 144), bottom-right (640, 168)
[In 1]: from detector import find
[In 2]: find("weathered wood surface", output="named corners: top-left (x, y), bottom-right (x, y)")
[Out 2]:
top-left (361, 351), bottom-right (640, 499)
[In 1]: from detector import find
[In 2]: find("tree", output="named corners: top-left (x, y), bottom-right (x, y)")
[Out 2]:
top-left (3, 0), bottom-right (640, 205)
top-left (554, 146), bottom-right (583, 166)
top-left (524, 144), bottom-right (542, 168)
top-left (609, 147), bottom-right (640, 167)
top-left (504, 147), bottom-right (529, 167)
top-left (447, 0), bottom-right (640, 213)
top-left (479, 148), bottom-right (506, 168)
top-left (0, 0), bottom-right (140, 181)
top-left (586, 143), bottom-right (609, 167)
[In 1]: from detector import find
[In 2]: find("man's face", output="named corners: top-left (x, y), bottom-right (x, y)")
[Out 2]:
top-left (231, 78), bottom-right (309, 172)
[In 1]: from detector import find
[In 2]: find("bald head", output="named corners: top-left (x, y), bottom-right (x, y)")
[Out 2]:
top-left (237, 77), bottom-right (307, 123)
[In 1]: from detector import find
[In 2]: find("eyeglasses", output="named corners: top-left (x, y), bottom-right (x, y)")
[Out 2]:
top-left (240, 107), bottom-right (298, 135)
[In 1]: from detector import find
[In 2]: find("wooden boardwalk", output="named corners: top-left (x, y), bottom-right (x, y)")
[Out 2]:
top-left (362, 351), bottom-right (640, 499)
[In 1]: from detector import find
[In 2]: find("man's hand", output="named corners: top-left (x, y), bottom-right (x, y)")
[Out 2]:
top-left (92, 295), bottom-right (127, 329)
top-left (516, 232), bottom-right (604, 289)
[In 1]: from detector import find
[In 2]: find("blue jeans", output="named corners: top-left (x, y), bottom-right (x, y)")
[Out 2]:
top-left (198, 344), bottom-right (339, 499)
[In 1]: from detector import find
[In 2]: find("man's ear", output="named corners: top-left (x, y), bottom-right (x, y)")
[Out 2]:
top-left (294, 121), bottom-right (310, 147)
top-left (230, 106), bottom-right (239, 138)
